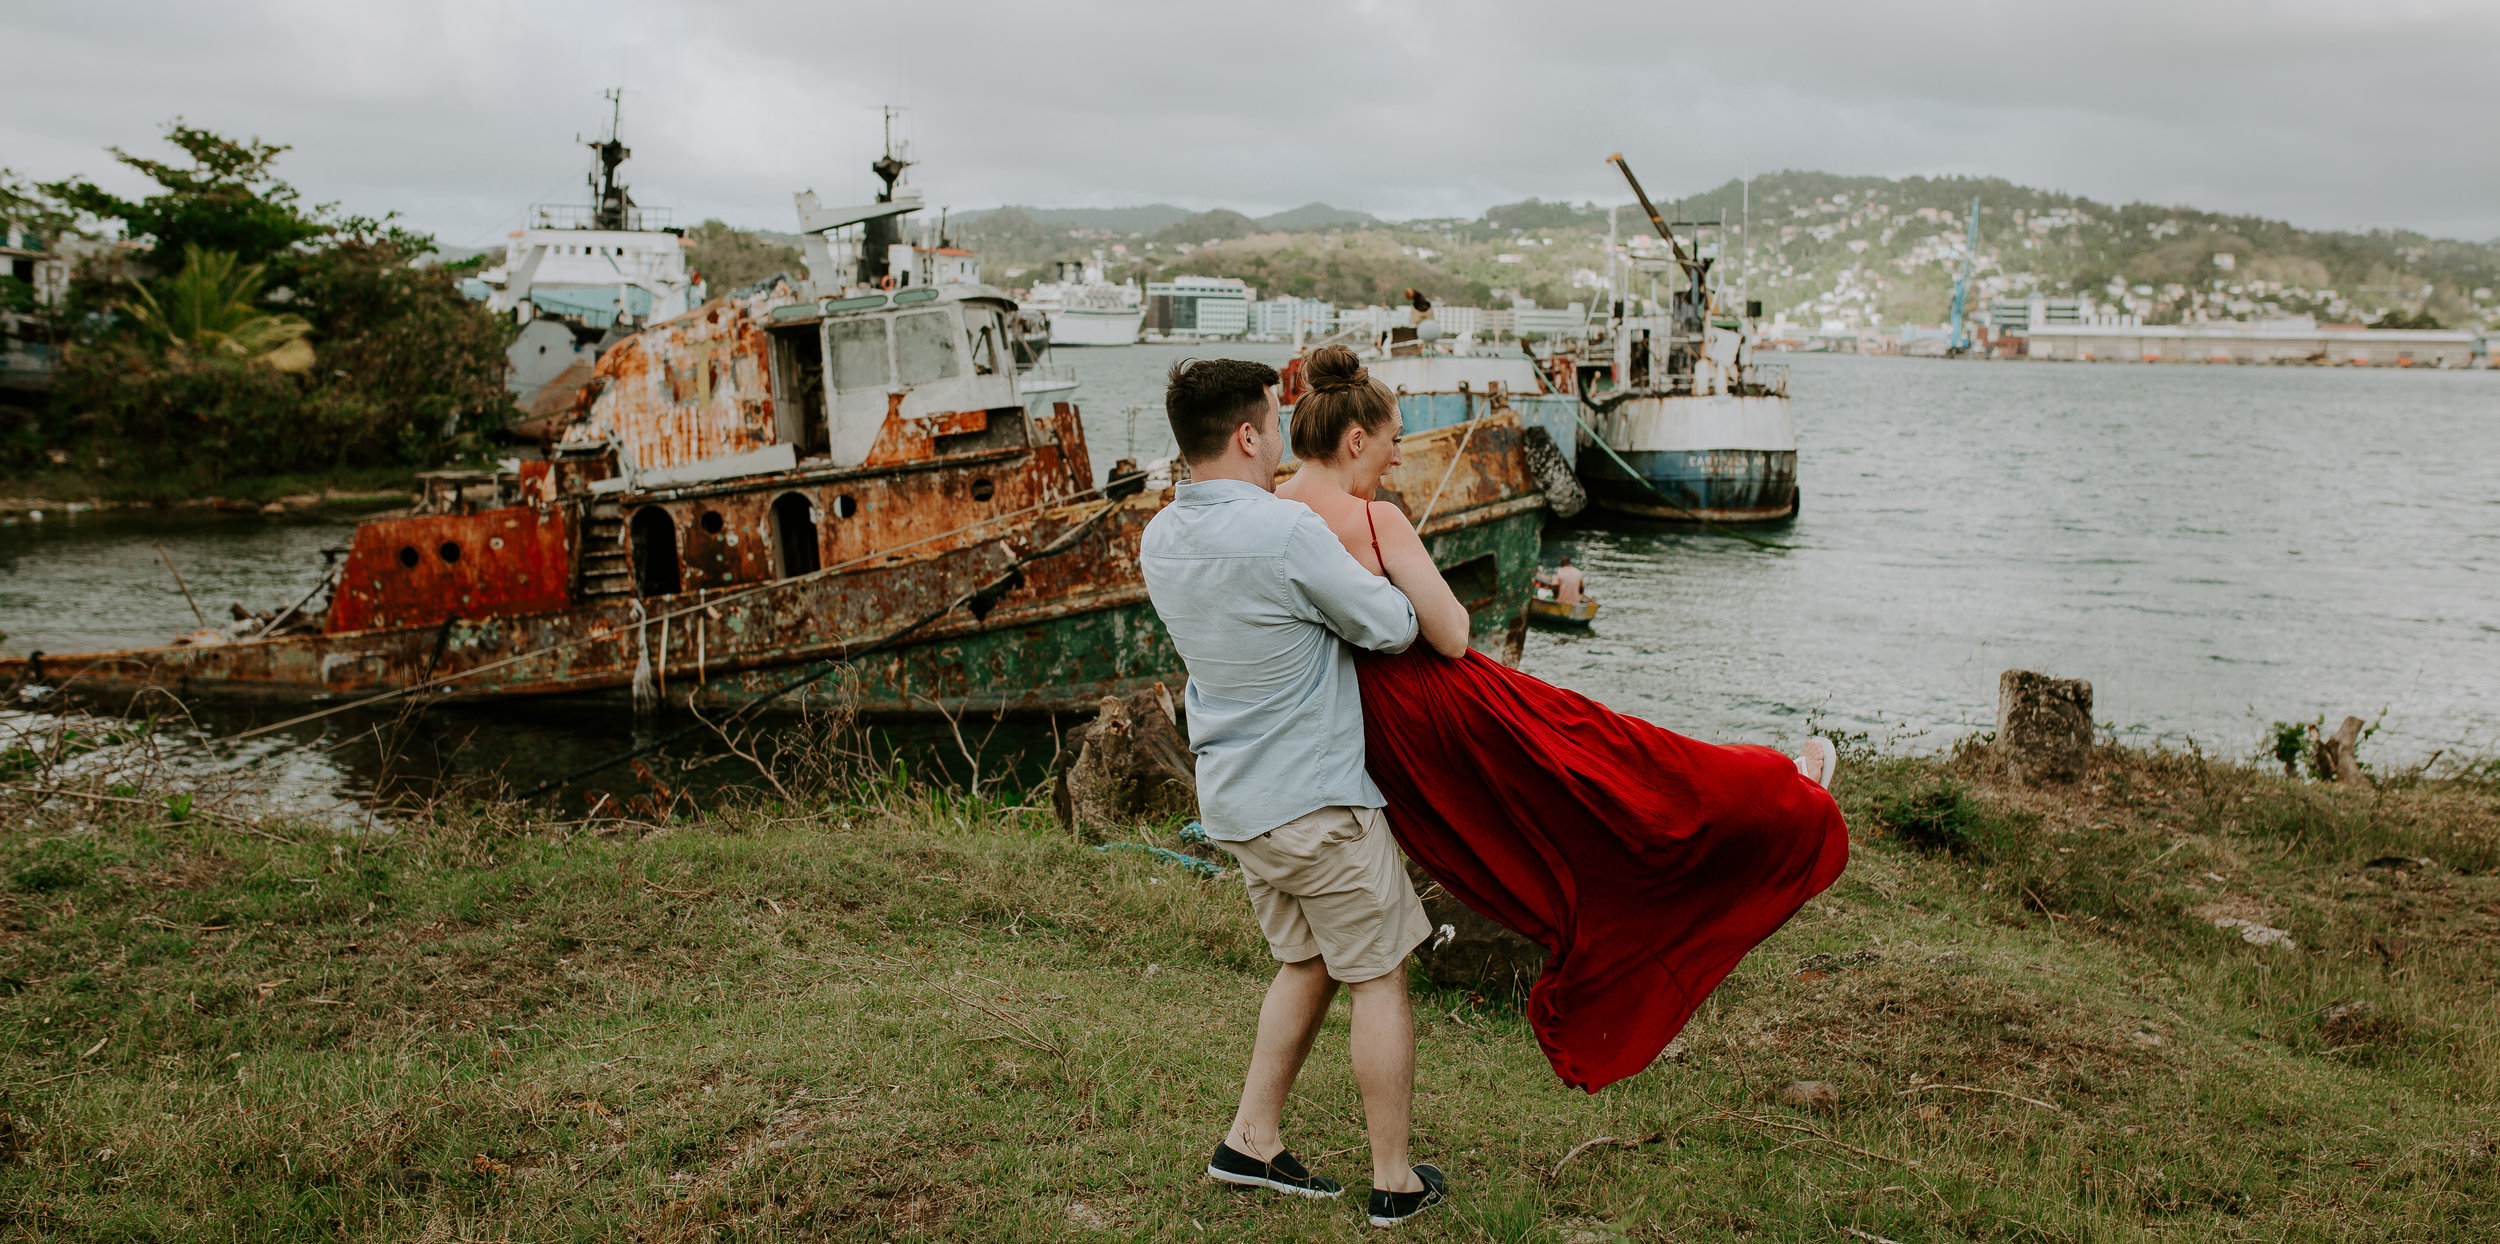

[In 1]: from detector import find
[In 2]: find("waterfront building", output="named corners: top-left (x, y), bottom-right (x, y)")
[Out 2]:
top-left (1145, 275), bottom-right (1253, 338)
top-left (1513, 303), bottom-right (1588, 339)
top-left (1990, 296), bottom-right (2088, 333)
top-left (0, 220), bottom-right (71, 394)
top-left (2022, 320), bottom-right (2476, 366)
top-left (1249, 297), bottom-right (1334, 338)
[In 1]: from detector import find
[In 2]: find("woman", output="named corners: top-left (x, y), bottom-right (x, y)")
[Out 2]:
top-left (1277, 346), bottom-right (1850, 1093)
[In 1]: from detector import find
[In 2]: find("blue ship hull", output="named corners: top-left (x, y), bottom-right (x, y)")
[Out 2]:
top-left (1579, 447), bottom-right (1798, 522)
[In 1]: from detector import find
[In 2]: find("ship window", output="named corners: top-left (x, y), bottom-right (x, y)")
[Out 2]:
top-left (699, 510), bottom-right (724, 534)
top-left (629, 507), bottom-right (681, 597)
top-left (828, 318), bottom-right (890, 392)
top-left (397, 546), bottom-right (420, 569)
top-left (831, 494), bottom-right (858, 519)
top-left (769, 324), bottom-right (829, 453)
top-left (970, 478), bottom-right (995, 502)
top-left (772, 493), bottom-right (819, 578)
top-left (438, 541), bottom-right (462, 564)
top-left (968, 310), bottom-right (1002, 376)
top-left (894, 310), bottom-right (960, 385)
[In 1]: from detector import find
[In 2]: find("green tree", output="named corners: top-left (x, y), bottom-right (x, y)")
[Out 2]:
top-left (120, 244), bottom-right (313, 371)
top-left (43, 122), bottom-right (330, 266)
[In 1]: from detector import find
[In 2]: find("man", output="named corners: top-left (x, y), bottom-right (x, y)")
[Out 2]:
top-left (1554, 554), bottom-right (1588, 606)
top-left (1139, 358), bottom-right (1451, 1228)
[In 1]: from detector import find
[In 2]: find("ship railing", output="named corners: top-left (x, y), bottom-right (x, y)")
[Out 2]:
top-left (1020, 360), bottom-right (1078, 389)
top-left (528, 203), bottom-right (677, 231)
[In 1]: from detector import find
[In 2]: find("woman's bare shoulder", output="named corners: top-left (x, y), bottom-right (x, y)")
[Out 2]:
top-left (1367, 499), bottom-right (1422, 537)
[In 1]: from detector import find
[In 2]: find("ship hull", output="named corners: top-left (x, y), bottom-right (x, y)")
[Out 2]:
top-left (1, 417), bottom-right (1546, 713)
top-left (1577, 393), bottom-right (1798, 523)
top-left (1047, 309), bottom-right (1143, 346)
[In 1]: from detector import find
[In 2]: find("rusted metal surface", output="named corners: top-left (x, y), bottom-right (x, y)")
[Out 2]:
top-left (570, 282), bottom-right (792, 472)
top-left (325, 506), bottom-right (574, 634)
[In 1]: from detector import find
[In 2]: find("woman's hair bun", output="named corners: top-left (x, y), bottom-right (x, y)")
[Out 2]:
top-left (1304, 344), bottom-right (1368, 393)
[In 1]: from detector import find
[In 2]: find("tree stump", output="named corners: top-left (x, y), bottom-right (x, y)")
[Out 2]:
top-left (1996, 670), bottom-right (2093, 785)
top-left (1406, 862), bottom-right (1547, 991)
top-left (1052, 684), bottom-right (1198, 835)
top-left (2313, 715), bottom-right (2370, 787)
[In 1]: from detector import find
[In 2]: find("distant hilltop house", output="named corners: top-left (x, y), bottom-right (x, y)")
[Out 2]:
top-left (0, 220), bottom-right (72, 395)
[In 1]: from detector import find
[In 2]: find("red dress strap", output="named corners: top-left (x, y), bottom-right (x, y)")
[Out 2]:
top-left (1364, 501), bottom-right (1383, 572)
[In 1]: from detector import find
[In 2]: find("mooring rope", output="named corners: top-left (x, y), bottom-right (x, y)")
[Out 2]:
top-left (510, 494), bottom-right (1128, 800)
top-left (220, 473), bottom-right (1142, 744)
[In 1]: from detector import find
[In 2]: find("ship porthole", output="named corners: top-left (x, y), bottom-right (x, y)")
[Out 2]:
top-left (439, 541), bottom-right (462, 564)
top-left (970, 478), bottom-right (995, 502)
top-left (699, 510), bottom-right (725, 534)
top-left (832, 494), bottom-right (858, 519)
top-left (397, 546), bottom-right (419, 569)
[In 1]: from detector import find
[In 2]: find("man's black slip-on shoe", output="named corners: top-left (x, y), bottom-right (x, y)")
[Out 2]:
top-left (1366, 1163), bottom-right (1449, 1227)
top-left (1205, 1142), bottom-right (1344, 1198)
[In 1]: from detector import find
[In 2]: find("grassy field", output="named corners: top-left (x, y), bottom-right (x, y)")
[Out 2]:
top-left (0, 733), bottom-right (2494, 1241)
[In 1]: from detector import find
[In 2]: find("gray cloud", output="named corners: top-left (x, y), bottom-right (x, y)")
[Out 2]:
top-left (6, 0), bottom-right (2495, 250)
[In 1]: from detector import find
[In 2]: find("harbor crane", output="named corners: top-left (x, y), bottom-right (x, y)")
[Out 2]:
top-left (1946, 196), bottom-right (1980, 356)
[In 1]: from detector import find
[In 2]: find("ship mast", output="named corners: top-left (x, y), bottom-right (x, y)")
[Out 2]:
top-left (860, 105), bottom-right (914, 287)
top-left (588, 87), bottom-right (634, 231)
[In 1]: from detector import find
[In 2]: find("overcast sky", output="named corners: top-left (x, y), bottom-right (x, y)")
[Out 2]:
top-left (8, 1), bottom-right (2497, 252)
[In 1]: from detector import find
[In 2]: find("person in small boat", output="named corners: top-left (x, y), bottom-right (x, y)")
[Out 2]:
top-left (1553, 555), bottom-right (1588, 606)
top-left (1276, 344), bottom-right (1851, 1093)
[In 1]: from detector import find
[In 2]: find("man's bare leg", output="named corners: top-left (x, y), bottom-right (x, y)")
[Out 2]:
top-left (1225, 956), bottom-right (1338, 1161)
top-left (1348, 968), bottom-right (1421, 1193)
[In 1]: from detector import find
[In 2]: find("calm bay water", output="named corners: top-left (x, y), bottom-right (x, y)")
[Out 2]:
top-left (3, 349), bottom-right (2493, 807)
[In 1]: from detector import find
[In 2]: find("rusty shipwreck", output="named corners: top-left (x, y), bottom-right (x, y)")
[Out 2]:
top-left (3, 150), bottom-right (1560, 716)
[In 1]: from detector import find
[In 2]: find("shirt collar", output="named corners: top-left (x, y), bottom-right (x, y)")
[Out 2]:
top-left (1173, 478), bottom-right (1273, 506)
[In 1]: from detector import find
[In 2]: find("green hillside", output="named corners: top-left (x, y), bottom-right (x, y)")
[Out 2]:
top-left (940, 173), bottom-right (2499, 329)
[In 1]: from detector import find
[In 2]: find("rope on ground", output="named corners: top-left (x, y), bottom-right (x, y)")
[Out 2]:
top-left (1570, 394), bottom-right (1794, 550)
top-left (511, 495), bottom-right (1128, 801)
top-left (1091, 843), bottom-right (1225, 879)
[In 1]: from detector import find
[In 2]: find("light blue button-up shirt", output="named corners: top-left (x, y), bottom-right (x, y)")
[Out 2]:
top-left (1140, 478), bottom-right (1420, 841)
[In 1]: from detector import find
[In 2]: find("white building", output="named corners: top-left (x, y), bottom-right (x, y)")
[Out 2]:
top-left (1513, 302), bottom-right (1588, 338)
top-left (1249, 297), bottom-right (1333, 337)
top-left (1146, 276), bottom-right (1254, 338)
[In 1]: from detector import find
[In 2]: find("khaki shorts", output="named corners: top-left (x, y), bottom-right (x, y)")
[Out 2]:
top-left (1217, 805), bottom-right (1431, 984)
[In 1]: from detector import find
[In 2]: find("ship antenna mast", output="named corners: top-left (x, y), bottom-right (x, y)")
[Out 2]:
top-left (589, 87), bottom-right (634, 230)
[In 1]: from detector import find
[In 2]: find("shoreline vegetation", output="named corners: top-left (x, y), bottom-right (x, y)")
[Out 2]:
top-left (0, 465), bottom-right (417, 514)
top-left (1, 707), bottom-right (2492, 1240)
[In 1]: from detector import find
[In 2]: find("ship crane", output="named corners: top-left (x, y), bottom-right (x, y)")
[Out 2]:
top-left (1946, 196), bottom-right (1979, 356)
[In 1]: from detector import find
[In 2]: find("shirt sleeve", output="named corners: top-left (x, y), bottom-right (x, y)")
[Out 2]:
top-left (1280, 513), bottom-right (1419, 653)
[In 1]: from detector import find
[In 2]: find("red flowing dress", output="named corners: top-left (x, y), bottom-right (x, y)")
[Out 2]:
top-left (1351, 519), bottom-right (1851, 1091)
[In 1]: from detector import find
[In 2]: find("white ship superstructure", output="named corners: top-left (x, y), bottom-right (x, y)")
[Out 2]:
top-left (1023, 256), bottom-right (1143, 346)
top-left (467, 94), bottom-right (702, 408)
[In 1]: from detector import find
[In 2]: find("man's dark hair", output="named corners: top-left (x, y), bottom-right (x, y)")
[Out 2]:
top-left (1165, 357), bottom-right (1280, 463)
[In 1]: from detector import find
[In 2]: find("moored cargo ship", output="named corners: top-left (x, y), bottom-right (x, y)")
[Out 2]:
top-left (1570, 155), bottom-right (1800, 523)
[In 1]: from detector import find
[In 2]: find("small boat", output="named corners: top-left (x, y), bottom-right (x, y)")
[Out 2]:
top-left (1527, 592), bottom-right (1600, 629)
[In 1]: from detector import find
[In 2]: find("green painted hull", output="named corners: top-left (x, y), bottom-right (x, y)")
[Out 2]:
top-left (699, 506), bottom-right (1546, 715)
